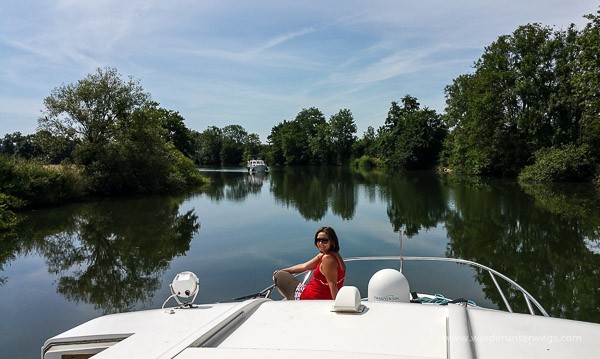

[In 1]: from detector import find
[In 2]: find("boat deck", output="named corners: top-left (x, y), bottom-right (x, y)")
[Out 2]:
top-left (43, 297), bottom-right (600, 359)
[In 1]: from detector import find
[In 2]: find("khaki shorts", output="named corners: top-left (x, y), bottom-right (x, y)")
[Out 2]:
top-left (273, 271), bottom-right (300, 300)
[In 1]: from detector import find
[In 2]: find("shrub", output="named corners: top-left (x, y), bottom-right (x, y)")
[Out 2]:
top-left (352, 155), bottom-right (381, 169)
top-left (518, 144), bottom-right (595, 183)
top-left (0, 155), bottom-right (88, 207)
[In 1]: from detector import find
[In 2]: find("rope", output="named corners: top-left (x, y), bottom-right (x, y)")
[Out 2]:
top-left (412, 293), bottom-right (477, 307)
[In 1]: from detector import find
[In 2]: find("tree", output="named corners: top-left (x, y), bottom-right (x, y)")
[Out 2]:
top-left (154, 108), bottom-right (195, 158)
top-left (268, 108), bottom-right (328, 165)
top-left (575, 10), bottom-right (600, 159)
top-left (37, 68), bottom-right (205, 194)
top-left (329, 109), bottom-right (357, 165)
top-left (353, 126), bottom-right (377, 159)
top-left (194, 126), bottom-right (223, 165)
top-left (378, 95), bottom-right (445, 170)
top-left (0, 132), bottom-right (44, 159)
top-left (39, 67), bottom-right (151, 146)
top-left (443, 21), bottom-right (596, 178)
top-left (220, 125), bottom-right (248, 165)
top-left (295, 107), bottom-right (327, 165)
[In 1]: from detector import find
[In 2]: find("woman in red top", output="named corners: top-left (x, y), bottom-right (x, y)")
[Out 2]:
top-left (273, 226), bottom-right (346, 300)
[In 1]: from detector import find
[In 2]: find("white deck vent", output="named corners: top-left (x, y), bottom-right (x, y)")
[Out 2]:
top-left (332, 286), bottom-right (363, 313)
top-left (368, 268), bottom-right (410, 302)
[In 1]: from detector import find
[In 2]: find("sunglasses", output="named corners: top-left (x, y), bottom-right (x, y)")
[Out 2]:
top-left (316, 238), bottom-right (330, 244)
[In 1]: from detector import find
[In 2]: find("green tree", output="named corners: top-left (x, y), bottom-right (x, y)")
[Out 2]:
top-left (86, 104), bottom-right (205, 194)
top-left (295, 107), bottom-right (327, 165)
top-left (267, 122), bottom-right (286, 165)
top-left (329, 109), bottom-right (357, 165)
top-left (37, 68), bottom-right (205, 194)
top-left (155, 108), bottom-right (195, 158)
top-left (220, 125), bottom-right (248, 165)
top-left (378, 95), bottom-right (445, 170)
top-left (268, 107), bottom-right (327, 165)
top-left (443, 21), bottom-right (596, 178)
top-left (39, 67), bottom-right (151, 146)
top-left (353, 126), bottom-right (377, 159)
top-left (0, 132), bottom-right (44, 159)
top-left (575, 10), bottom-right (600, 159)
top-left (194, 126), bottom-right (223, 165)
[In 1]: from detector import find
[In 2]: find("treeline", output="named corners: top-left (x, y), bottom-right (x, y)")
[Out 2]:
top-left (443, 13), bottom-right (600, 181)
top-left (1, 68), bottom-right (208, 231)
top-left (192, 9), bottom-right (600, 182)
top-left (2, 9), bottom-right (600, 229)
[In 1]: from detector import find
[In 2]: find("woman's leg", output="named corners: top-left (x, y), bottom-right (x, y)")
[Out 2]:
top-left (273, 271), bottom-right (300, 300)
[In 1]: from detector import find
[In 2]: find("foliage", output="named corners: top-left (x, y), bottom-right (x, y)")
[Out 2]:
top-left (0, 132), bottom-right (44, 159)
top-left (352, 126), bottom-right (377, 159)
top-left (575, 10), bottom-right (600, 159)
top-left (329, 109), bottom-right (358, 165)
top-left (351, 155), bottom-right (380, 169)
top-left (151, 107), bottom-right (195, 158)
top-left (193, 126), bottom-right (222, 165)
top-left (220, 125), bottom-right (250, 165)
top-left (35, 67), bottom-right (206, 196)
top-left (267, 107), bottom-right (358, 166)
top-left (377, 95), bottom-right (446, 170)
top-left (193, 125), bottom-right (264, 166)
top-left (443, 15), bottom-right (600, 181)
top-left (0, 155), bottom-right (87, 207)
top-left (518, 144), bottom-right (595, 183)
top-left (78, 105), bottom-right (207, 195)
top-left (39, 67), bottom-right (151, 144)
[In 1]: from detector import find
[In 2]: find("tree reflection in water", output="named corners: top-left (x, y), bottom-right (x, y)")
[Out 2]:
top-left (444, 177), bottom-right (600, 322)
top-left (13, 196), bottom-right (199, 314)
top-left (2, 167), bottom-right (598, 323)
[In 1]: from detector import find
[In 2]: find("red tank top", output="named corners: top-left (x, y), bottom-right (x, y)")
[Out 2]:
top-left (300, 254), bottom-right (345, 300)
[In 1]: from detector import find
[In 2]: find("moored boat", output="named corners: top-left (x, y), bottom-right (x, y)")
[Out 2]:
top-left (246, 157), bottom-right (268, 173)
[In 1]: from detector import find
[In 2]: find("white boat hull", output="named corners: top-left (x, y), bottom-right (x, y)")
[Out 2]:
top-left (42, 296), bottom-right (600, 359)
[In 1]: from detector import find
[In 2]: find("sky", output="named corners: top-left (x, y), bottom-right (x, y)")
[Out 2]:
top-left (0, 1), bottom-right (597, 142)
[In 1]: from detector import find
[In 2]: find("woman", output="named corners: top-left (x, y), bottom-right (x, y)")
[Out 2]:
top-left (273, 226), bottom-right (346, 300)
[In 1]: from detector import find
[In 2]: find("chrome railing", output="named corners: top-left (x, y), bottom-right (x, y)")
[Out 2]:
top-left (344, 256), bottom-right (549, 317)
top-left (240, 256), bottom-right (548, 317)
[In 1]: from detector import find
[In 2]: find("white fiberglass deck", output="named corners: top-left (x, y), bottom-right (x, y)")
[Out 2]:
top-left (44, 298), bottom-right (600, 359)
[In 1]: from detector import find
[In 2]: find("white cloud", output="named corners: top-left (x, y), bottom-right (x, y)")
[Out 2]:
top-left (0, 0), bottom-right (597, 139)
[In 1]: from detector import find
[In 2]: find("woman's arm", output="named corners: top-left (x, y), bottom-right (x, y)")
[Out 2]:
top-left (319, 254), bottom-right (339, 299)
top-left (281, 253), bottom-right (322, 274)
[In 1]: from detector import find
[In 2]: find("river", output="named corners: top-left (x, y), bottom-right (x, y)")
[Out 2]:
top-left (1, 166), bottom-right (599, 358)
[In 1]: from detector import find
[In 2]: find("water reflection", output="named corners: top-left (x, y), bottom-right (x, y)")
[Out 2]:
top-left (1, 168), bottom-right (598, 322)
top-left (443, 176), bottom-right (600, 322)
top-left (198, 168), bottom-right (599, 321)
top-left (269, 167), bottom-right (358, 220)
top-left (8, 197), bottom-right (200, 313)
top-left (0, 232), bottom-right (18, 286)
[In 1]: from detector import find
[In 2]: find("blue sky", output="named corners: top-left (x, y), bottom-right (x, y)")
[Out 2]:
top-left (1, 1), bottom-right (597, 142)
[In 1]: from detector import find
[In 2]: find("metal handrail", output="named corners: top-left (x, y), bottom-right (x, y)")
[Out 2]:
top-left (243, 256), bottom-right (548, 317)
top-left (343, 256), bottom-right (549, 317)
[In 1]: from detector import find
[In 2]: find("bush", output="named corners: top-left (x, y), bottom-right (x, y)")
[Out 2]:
top-left (352, 155), bottom-right (381, 169)
top-left (518, 144), bottom-right (595, 183)
top-left (0, 155), bottom-right (88, 207)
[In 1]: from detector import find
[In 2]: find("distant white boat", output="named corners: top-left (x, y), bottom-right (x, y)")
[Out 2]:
top-left (246, 158), bottom-right (268, 172)
top-left (41, 256), bottom-right (600, 359)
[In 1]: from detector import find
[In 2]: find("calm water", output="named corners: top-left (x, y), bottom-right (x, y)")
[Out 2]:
top-left (1, 167), bottom-right (599, 359)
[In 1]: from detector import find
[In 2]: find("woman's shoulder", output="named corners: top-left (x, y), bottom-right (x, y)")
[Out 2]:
top-left (322, 253), bottom-right (343, 264)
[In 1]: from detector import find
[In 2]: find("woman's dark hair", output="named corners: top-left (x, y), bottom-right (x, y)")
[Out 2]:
top-left (314, 226), bottom-right (340, 253)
